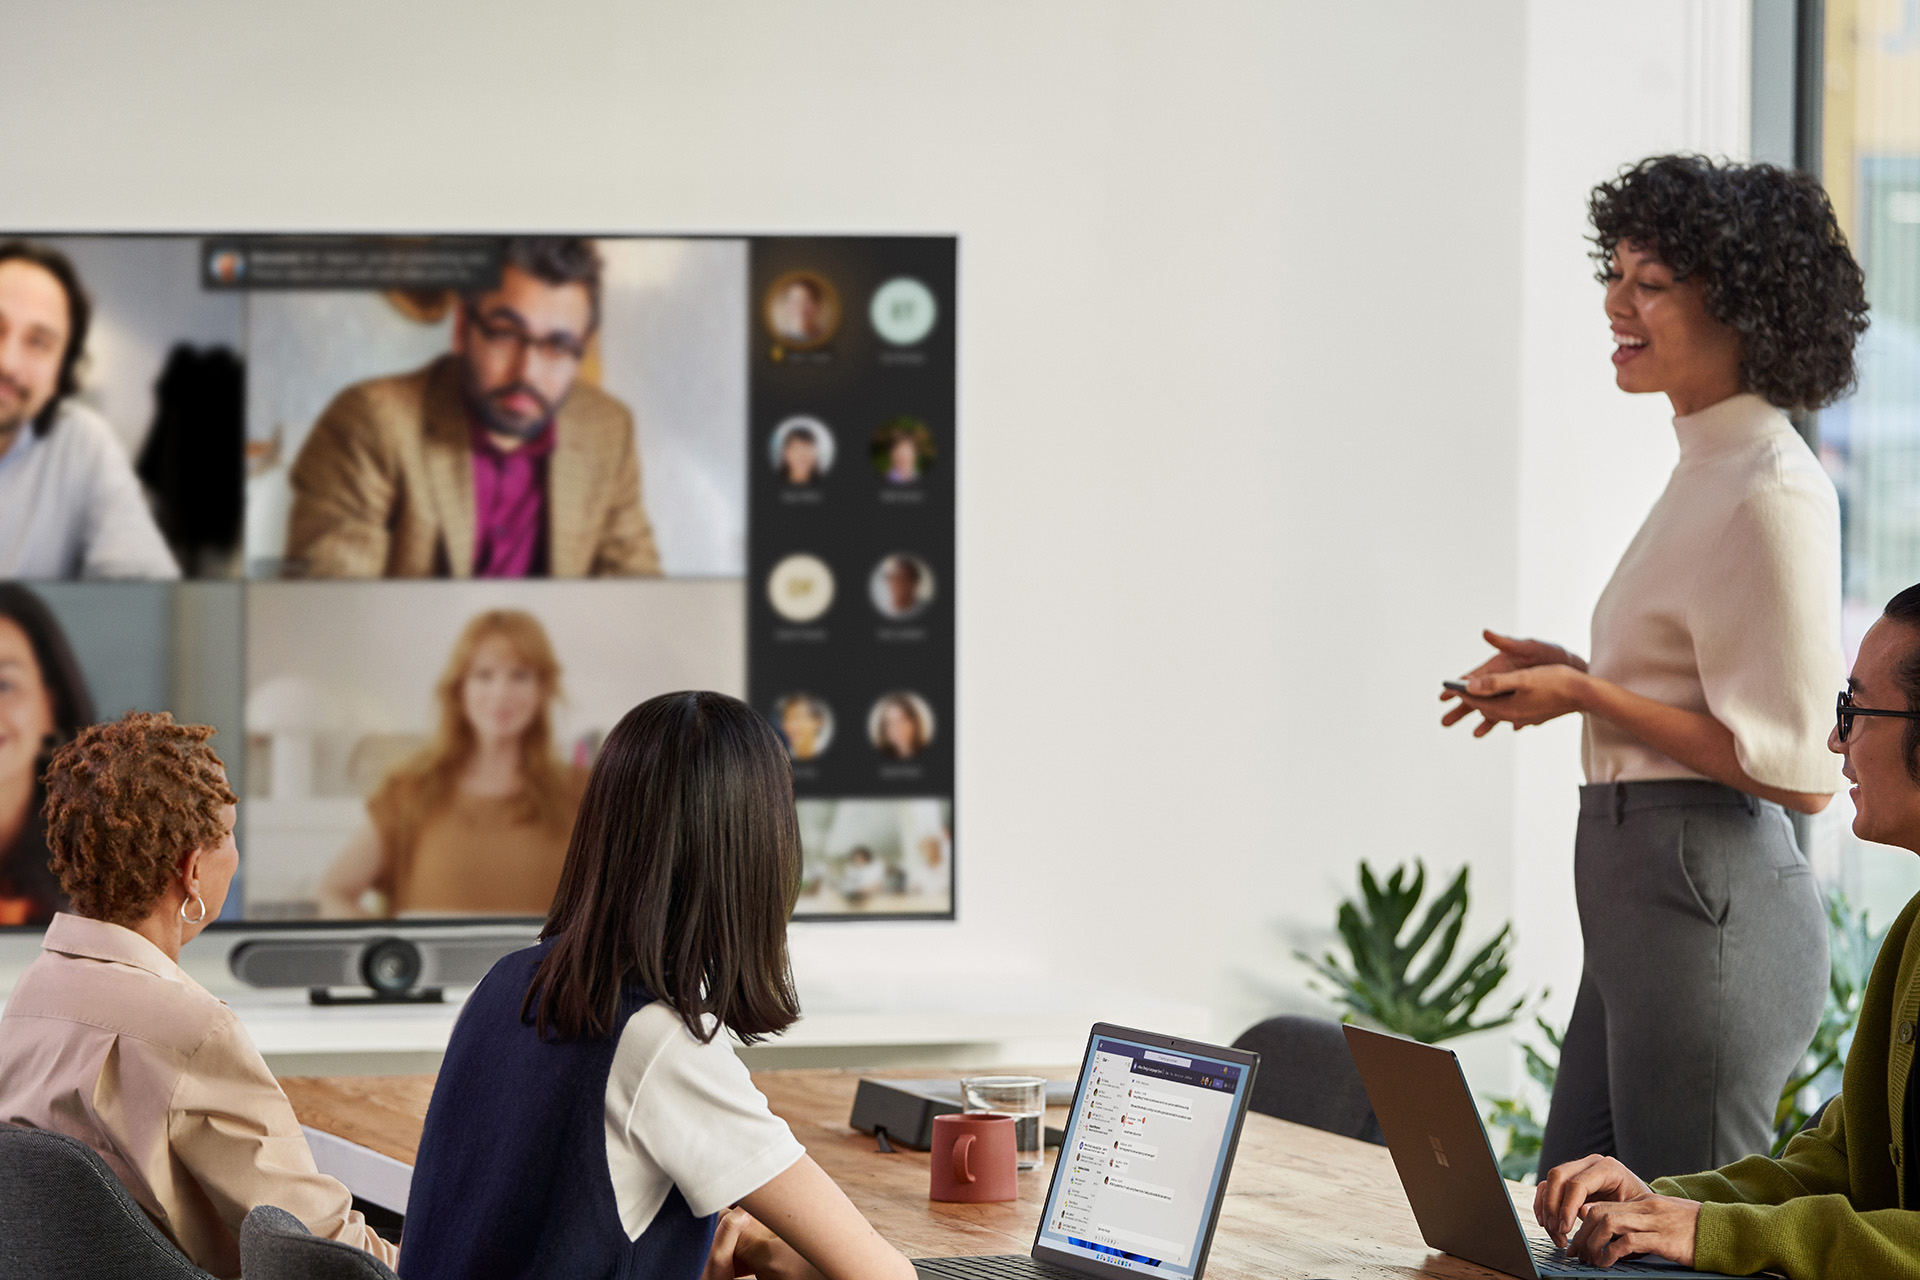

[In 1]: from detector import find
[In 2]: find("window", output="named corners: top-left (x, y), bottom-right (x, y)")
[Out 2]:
top-left (1801, 0), bottom-right (1920, 922)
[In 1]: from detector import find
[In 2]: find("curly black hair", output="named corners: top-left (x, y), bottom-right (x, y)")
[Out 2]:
top-left (1589, 155), bottom-right (1869, 412)
top-left (43, 711), bottom-right (236, 926)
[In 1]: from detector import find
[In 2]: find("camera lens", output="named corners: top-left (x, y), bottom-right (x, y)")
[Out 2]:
top-left (360, 937), bottom-right (422, 995)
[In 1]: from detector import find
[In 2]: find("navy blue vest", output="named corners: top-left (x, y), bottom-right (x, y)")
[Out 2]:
top-left (399, 942), bottom-right (717, 1280)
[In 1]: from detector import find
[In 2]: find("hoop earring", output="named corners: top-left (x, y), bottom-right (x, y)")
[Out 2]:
top-left (180, 892), bottom-right (207, 925)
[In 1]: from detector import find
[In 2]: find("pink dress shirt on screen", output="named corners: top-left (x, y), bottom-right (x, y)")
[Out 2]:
top-left (0, 913), bottom-right (399, 1278)
top-left (469, 415), bottom-right (556, 578)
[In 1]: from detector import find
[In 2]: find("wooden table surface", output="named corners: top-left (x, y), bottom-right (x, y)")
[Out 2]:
top-left (281, 1069), bottom-right (1527, 1280)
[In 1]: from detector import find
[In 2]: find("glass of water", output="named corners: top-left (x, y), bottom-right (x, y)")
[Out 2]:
top-left (961, 1075), bottom-right (1047, 1171)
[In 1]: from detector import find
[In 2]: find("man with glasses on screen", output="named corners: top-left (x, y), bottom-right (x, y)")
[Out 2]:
top-left (0, 241), bottom-right (179, 580)
top-left (285, 236), bottom-right (660, 578)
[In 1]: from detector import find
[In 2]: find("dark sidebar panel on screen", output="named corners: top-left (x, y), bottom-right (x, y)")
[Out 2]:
top-left (748, 238), bottom-right (956, 920)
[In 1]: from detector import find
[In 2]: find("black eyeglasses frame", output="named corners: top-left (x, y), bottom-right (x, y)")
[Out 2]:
top-left (1836, 690), bottom-right (1920, 743)
top-left (462, 303), bottom-right (589, 364)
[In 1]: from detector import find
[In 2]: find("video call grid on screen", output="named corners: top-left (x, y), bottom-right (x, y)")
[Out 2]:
top-left (0, 233), bottom-right (954, 929)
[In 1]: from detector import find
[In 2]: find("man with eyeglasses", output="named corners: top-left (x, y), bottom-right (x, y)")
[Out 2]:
top-left (1533, 582), bottom-right (1920, 1276)
top-left (284, 237), bottom-right (659, 578)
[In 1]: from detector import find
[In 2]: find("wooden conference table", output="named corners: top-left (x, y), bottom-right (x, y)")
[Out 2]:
top-left (281, 1068), bottom-right (1531, 1280)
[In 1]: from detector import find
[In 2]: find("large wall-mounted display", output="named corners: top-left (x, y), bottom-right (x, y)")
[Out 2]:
top-left (0, 233), bottom-right (955, 928)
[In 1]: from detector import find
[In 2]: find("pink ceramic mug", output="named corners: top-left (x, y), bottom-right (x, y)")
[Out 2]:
top-left (928, 1111), bottom-right (1018, 1203)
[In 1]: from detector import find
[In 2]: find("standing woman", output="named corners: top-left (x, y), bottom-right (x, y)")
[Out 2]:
top-left (1444, 155), bottom-right (1869, 1180)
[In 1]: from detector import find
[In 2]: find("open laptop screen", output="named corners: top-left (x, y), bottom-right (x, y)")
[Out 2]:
top-left (1034, 1033), bottom-right (1251, 1278)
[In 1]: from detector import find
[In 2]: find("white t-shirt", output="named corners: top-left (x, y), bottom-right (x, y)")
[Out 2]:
top-left (0, 401), bottom-right (179, 580)
top-left (603, 1001), bottom-right (806, 1239)
top-left (1584, 393), bottom-right (1843, 793)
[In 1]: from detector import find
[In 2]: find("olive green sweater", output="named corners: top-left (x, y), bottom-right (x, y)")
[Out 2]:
top-left (1651, 888), bottom-right (1920, 1277)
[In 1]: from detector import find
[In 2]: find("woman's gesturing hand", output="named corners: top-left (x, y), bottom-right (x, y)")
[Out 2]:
top-left (1439, 630), bottom-right (1590, 735)
top-left (1533, 1155), bottom-right (1699, 1269)
top-left (1443, 629), bottom-right (1589, 721)
top-left (1477, 631), bottom-right (1587, 675)
top-left (1448, 663), bottom-right (1591, 735)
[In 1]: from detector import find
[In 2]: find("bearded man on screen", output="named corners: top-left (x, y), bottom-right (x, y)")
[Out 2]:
top-left (285, 236), bottom-right (660, 579)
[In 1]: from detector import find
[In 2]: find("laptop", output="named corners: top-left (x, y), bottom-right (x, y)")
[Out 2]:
top-left (913, 1023), bottom-right (1259, 1280)
top-left (1342, 1025), bottom-right (1747, 1278)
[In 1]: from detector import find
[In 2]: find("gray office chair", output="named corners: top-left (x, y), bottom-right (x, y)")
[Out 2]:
top-left (1232, 1015), bottom-right (1385, 1145)
top-left (241, 1204), bottom-right (401, 1280)
top-left (0, 1122), bottom-right (216, 1279)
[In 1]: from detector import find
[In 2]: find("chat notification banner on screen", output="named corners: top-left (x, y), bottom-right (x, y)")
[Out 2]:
top-left (203, 237), bottom-right (505, 290)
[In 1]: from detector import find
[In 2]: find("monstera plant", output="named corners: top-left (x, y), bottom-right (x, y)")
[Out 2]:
top-left (1298, 859), bottom-right (1530, 1044)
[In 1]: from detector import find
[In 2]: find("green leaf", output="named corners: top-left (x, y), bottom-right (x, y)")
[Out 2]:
top-left (1297, 858), bottom-right (1532, 1045)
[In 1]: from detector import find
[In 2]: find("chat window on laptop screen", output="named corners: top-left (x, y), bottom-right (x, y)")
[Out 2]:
top-left (1039, 1039), bottom-right (1246, 1278)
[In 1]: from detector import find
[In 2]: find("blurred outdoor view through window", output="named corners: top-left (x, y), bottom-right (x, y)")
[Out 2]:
top-left (1812, 0), bottom-right (1920, 923)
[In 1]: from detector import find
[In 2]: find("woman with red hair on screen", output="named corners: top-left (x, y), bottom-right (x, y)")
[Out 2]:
top-left (318, 609), bottom-right (585, 918)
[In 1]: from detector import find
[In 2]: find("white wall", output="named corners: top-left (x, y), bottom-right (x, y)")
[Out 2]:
top-left (0, 1), bottom-right (1753, 1093)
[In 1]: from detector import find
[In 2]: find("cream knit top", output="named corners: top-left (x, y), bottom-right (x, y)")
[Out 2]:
top-left (1583, 393), bottom-right (1844, 793)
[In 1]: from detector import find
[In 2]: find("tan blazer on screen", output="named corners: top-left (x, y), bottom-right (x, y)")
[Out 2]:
top-left (0, 914), bottom-right (399, 1279)
top-left (284, 354), bottom-right (662, 578)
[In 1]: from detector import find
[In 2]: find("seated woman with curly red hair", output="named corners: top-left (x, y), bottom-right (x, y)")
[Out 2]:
top-left (0, 711), bottom-right (398, 1278)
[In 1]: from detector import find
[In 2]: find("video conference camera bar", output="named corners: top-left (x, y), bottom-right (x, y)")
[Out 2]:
top-left (228, 931), bottom-right (534, 1005)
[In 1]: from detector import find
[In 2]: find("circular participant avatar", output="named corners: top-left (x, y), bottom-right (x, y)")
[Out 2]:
top-left (207, 247), bottom-right (246, 284)
top-left (869, 277), bottom-right (938, 346)
top-left (767, 554), bottom-right (836, 623)
top-left (870, 553), bottom-right (936, 621)
top-left (764, 270), bottom-right (840, 349)
top-left (773, 693), bottom-right (834, 761)
top-left (769, 416), bottom-right (835, 486)
top-left (870, 417), bottom-right (937, 485)
top-left (869, 692), bottom-right (937, 760)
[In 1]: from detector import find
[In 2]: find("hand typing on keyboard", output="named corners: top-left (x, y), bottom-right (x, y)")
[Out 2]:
top-left (1534, 1155), bottom-right (1701, 1269)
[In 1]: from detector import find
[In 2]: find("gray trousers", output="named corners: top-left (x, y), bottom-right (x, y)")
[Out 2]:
top-left (1536, 780), bottom-right (1828, 1182)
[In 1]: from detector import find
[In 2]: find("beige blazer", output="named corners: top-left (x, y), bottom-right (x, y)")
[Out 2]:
top-left (0, 914), bottom-right (399, 1278)
top-left (284, 355), bottom-right (662, 578)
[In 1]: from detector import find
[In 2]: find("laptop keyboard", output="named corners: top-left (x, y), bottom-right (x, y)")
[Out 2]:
top-left (913, 1256), bottom-right (1086, 1280)
top-left (1529, 1237), bottom-right (1702, 1275)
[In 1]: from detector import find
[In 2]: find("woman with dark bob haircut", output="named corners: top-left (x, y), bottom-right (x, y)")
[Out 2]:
top-left (0, 712), bottom-right (399, 1276)
top-left (401, 691), bottom-right (915, 1280)
top-left (1444, 155), bottom-right (1867, 1181)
